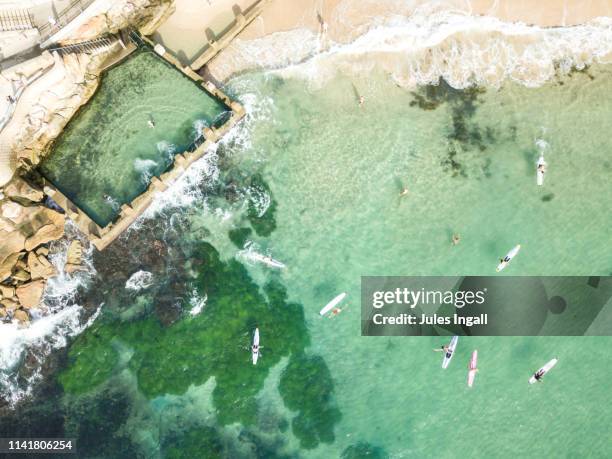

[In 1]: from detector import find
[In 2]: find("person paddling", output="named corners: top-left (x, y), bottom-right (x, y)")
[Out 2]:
top-left (433, 344), bottom-right (450, 353)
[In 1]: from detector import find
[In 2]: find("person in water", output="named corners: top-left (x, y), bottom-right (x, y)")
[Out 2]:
top-left (399, 187), bottom-right (409, 197)
top-left (452, 233), bottom-right (460, 245)
top-left (359, 95), bottom-right (365, 107)
top-left (433, 345), bottom-right (450, 352)
top-left (148, 118), bottom-right (155, 128)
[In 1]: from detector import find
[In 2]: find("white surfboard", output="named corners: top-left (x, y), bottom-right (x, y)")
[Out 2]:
top-left (442, 335), bottom-right (459, 369)
top-left (536, 154), bottom-right (547, 186)
top-left (496, 244), bottom-right (521, 272)
top-left (467, 350), bottom-right (478, 387)
top-left (320, 292), bottom-right (347, 316)
top-left (529, 358), bottom-right (557, 384)
top-left (252, 328), bottom-right (260, 365)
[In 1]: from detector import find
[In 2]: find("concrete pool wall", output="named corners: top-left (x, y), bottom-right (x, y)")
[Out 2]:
top-left (38, 33), bottom-right (245, 251)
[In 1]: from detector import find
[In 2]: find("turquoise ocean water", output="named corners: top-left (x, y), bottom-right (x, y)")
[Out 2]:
top-left (2, 58), bottom-right (612, 458)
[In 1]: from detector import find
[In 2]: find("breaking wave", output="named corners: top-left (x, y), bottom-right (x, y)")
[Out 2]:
top-left (212, 9), bottom-right (612, 89)
top-left (0, 224), bottom-right (98, 405)
top-left (125, 270), bottom-right (154, 291)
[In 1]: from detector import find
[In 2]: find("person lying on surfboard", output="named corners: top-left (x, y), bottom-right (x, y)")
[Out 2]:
top-left (533, 369), bottom-right (545, 382)
top-left (433, 345), bottom-right (450, 353)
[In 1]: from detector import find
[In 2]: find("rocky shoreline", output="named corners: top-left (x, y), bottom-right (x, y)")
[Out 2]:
top-left (0, 175), bottom-right (84, 324)
top-left (0, 0), bottom-right (175, 327)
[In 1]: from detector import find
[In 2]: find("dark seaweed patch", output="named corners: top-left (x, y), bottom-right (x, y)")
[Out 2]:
top-left (59, 242), bottom-right (340, 442)
top-left (164, 426), bottom-right (224, 459)
top-left (441, 143), bottom-right (467, 178)
top-left (247, 174), bottom-right (278, 237)
top-left (279, 353), bottom-right (341, 449)
top-left (411, 79), bottom-right (495, 178)
top-left (64, 387), bottom-right (136, 458)
top-left (229, 227), bottom-right (253, 248)
top-left (342, 442), bottom-right (390, 459)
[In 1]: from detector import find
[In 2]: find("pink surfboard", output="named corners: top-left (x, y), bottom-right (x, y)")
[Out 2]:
top-left (467, 350), bottom-right (478, 388)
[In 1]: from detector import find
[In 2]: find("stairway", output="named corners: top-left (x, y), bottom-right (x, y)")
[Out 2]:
top-left (0, 9), bottom-right (34, 32)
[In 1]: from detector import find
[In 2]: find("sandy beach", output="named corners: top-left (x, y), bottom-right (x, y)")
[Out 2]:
top-left (198, 0), bottom-right (612, 83)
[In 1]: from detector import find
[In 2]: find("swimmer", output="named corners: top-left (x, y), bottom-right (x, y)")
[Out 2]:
top-left (452, 233), bottom-right (460, 245)
top-left (399, 187), bottom-right (409, 197)
top-left (433, 345), bottom-right (450, 352)
top-left (147, 118), bottom-right (155, 128)
top-left (359, 95), bottom-right (365, 107)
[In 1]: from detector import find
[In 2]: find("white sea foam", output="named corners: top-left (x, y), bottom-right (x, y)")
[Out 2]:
top-left (188, 290), bottom-right (207, 317)
top-left (134, 158), bottom-right (158, 172)
top-left (125, 270), bottom-right (154, 291)
top-left (156, 140), bottom-right (177, 161)
top-left (193, 119), bottom-right (209, 139)
top-left (134, 158), bottom-right (158, 184)
top-left (248, 185), bottom-right (271, 218)
top-left (0, 224), bottom-right (98, 405)
top-left (216, 10), bottom-right (612, 89)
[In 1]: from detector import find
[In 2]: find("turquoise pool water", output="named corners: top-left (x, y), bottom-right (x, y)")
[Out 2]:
top-left (6, 63), bottom-right (612, 458)
top-left (39, 48), bottom-right (228, 227)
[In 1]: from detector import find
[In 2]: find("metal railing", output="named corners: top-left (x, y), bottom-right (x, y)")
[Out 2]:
top-left (0, 9), bottom-right (34, 31)
top-left (37, 0), bottom-right (97, 44)
top-left (47, 36), bottom-right (116, 55)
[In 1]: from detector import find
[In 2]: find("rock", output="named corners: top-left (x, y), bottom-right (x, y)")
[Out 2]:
top-left (25, 219), bottom-right (65, 251)
top-left (1, 298), bottom-right (19, 311)
top-left (0, 307), bottom-right (6, 318)
top-left (38, 254), bottom-right (52, 267)
top-left (16, 258), bottom-right (27, 271)
top-left (13, 309), bottom-right (29, 324)
top-left (0, 216), bottom-right (16, 232)
top-left (0, 285), bottom-right (15, 298)
top-left (0, 252), bottom-right (21, 282)
top-left (12, 269), bottom-right (31, 282)
top-left (0, 230), bottom-right (25, 266)
top-left (3, 177), bottom-right (44, 203)
top-left (1, 201), bottom-right (23, 221)
top-left (16, 279), bottom-right (45, 309)
top-left (27, 251), bottom-right (56, 280)
top-left (64, 240), bottom-right (83, 273)
top-left (35, 246), bottom-right (49, 256)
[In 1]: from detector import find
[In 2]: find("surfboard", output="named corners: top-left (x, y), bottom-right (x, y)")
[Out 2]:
top-left (536, 154), bottom-right (547, 186)
top-left (467, 350), bottom-right (478, 387)
top-left (496, 244), bottom-right (521, 272)
top-left (442, 335), bottom-right (458, 369)
top-left (252, 328), bottom-right (260, 365)
top-left (320, 292), bottom-right (347, 316)
top-left (529, 358), bottom-right (557, 384)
